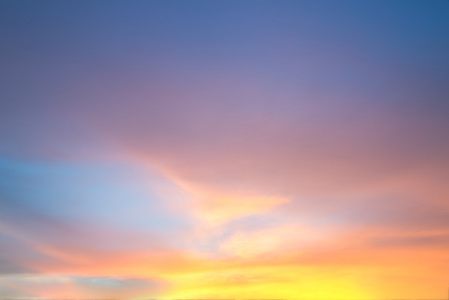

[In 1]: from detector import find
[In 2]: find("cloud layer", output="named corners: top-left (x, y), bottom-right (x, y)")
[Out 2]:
top-left (1, 0), bottom-right (449, 299)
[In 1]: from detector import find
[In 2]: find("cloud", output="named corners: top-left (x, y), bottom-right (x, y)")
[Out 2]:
top-left (74, 276), bottom-right (164, 299)
top-left (370, 233), bottom-right (449, 249)
top-left (0, 1), bottom-right (448, 298)
top-left (0, 257), bottom-right (34, 275)
top-left (0, 274), bottom-right (163, 299)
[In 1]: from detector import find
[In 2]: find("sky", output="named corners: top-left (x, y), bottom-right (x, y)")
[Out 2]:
top-left (0, 0), bottom-right (449, 299)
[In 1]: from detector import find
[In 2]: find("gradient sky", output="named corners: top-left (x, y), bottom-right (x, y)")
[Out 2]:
top-left (1, 1), bottom-right (449, 299)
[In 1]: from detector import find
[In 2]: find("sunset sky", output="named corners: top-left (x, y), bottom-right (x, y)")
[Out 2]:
top-left (1, 1), bottom-right (449, 299)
